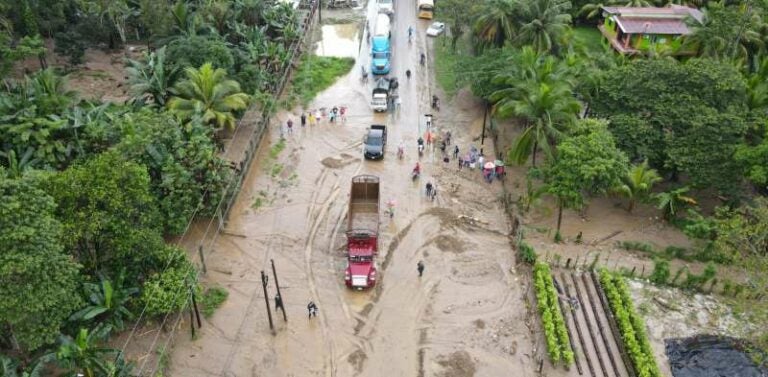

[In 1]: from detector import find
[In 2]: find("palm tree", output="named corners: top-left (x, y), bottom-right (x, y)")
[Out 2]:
top-left (474, 0), bottom-right (519, 47)
top-left (515, 0), bottom-right (572, 53)
top-left (125, 46), bottom-right (181, 107)
top-left (614, 160), bottom-right (662, 212)
top-left (654, 186), bottom-right (697, 221)
top-left (168, 63), bottom-right (250, 131)
top-left (492, 79), bottom-right (579, 166)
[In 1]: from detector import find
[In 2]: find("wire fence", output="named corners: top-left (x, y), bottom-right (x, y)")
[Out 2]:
top-left (119, 3), bottom-right (320, 374)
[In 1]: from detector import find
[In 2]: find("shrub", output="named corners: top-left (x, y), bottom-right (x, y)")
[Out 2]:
top-left (141, 247), bottom-right (198, 316)
top-left (518, 241), bottom-right (537, 265)
top-left (201, 286), bottom-right (229, 318)
top-left (619, 241), bottom-right (655, 253)
top-left (649, 259), bottom-right (670, 285)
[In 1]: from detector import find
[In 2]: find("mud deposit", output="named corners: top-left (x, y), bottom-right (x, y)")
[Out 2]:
top-left (167, 2), bottom-right (535, 376)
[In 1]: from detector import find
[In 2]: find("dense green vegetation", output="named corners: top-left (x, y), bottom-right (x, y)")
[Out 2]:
top-left (0, 0), bottom-right (302, 374)
top-left (533, 262), bottom-right (574, 366)
top-left (599, 269), bottom-right (662, 377)
top-left (289, 56), bottom-right (354, 107)
top-left (438, 0), bottom-right (768, 353)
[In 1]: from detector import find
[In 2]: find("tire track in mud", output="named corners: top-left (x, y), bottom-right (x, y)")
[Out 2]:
top-left (303, 160), bottom-right (363, 377)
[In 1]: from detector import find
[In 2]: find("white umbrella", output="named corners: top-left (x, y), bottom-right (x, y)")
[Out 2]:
top-left (484, 162), bottom-right (496, 170)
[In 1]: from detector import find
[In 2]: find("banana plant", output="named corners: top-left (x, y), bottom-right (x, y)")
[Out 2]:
top-left (69, 272), bottom-right (139, 331)
top-left (56, 324), bottom-right (116, 377)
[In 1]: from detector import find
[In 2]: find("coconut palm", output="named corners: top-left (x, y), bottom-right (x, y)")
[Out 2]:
top-left (168, 63), bottom-right (250, 131)
top-left (515, 0), bottom-right (572, 53)
top-left (474, 0), bottom-right (519, 47)
top-left (491, 79), bottom-right (579, 166)
top-left (683, 3), bottom-right (762, 60)
top-left (614, 160), bottom-right (662, 212)
top-left (125, 46), bottom-right (181, 107)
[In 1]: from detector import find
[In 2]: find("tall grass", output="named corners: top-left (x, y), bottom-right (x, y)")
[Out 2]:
top-left (289, 56), bottom-right (354, 107)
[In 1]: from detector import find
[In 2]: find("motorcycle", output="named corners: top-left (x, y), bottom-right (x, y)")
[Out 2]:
top-left (418, 144), bottom-right (424, 157)
top-left (411, 169), bottom-right (420, 181)
top-left (431, 96), bottom-right (440, 111)
top-left (397, 144), bottom-right (405, 159)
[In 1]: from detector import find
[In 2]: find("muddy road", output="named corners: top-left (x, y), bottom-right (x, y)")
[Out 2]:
top-left (167, 2), bottom-right (535, 376)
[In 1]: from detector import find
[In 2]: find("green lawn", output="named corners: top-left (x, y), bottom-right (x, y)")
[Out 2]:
top-left (432, 35), bottom-right (471, 98)
top-left (290, 56), bottom-right (355, 107)
top-left (572, 26), bottom-right (605, 54)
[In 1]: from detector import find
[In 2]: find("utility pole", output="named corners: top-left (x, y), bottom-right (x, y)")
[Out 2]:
top-left (317, 0), bottom-right (322, 23)
top-left (271, 259), bottom-right (287, 322)
top-left (261, 271), bottom-right (275, 333)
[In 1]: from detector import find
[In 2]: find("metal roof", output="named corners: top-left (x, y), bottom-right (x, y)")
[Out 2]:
top-left (614, 17), bottom-right (692, 35)
top-left (602, 5), bottom-right (703, 22)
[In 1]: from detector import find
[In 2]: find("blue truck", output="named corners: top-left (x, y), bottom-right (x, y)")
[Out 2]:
top-left (370, 14), bottom-right (391, 75)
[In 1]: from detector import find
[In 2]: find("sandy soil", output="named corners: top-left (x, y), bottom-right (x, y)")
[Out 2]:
top-left (13, 38), bottom-right (140, 103)
top-left (165, 3), bottom-right (536, 377)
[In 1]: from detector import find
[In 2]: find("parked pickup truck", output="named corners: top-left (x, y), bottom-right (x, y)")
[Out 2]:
top-left (363, 125), bottom-right (387, 160)
top-left (344, 175), bottom-right (380, 289)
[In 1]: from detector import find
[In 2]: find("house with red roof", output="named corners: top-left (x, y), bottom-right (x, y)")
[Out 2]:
top-left (598, 5), bottom-right (703, 55)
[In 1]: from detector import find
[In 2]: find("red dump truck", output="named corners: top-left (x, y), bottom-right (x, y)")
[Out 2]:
top-left (344, 175), bottom-right (380, 289)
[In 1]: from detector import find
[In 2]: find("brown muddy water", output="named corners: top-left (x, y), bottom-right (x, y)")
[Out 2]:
top-left (315, 24), bottom-right (361, 58)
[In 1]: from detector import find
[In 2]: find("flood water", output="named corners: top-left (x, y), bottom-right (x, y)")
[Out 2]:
top-left (315, 24), bottom-right (361, 58)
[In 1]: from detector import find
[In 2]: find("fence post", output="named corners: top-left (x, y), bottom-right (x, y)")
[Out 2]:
top-left (198, 244), bottom-right (207, 275)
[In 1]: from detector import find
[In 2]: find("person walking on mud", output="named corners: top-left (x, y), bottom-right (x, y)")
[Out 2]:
top-left (417, 261), bottom-right (425, 277)
top-left (453, 145), bottom-right (459, 160)
top-left (300, 112), bottom-right (307, 127)
top-left (287, 119), bottom-right (293, 134)
top-left (307, 301), bottom-right (318, 318)
top-left (425, 181), bottom-right (433, 197)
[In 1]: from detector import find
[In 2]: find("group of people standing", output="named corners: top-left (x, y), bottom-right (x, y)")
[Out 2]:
top-left (284, 107), bottom-right (348, 136)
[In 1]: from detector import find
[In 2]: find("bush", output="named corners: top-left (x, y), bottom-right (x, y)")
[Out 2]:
top-left (141, 247), bottom-right (198, 316)
top-left (619, 241), bottom-right (655, 254)
top-left (166, 35), bottom-right (234, 73)
top-left (54, 31), bottom-right (86, 67)
top-left (649, 259), bottom-right (670, 285)
top-left (518, 241), bottom-right (537, 265)
top-left (201, 286), bottom-right (229, 318)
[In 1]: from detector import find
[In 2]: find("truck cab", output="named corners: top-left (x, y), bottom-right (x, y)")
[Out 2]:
top-left (345, 230), bottom-right (378, 289)
top-left (371, 14), bottom-right (391, 75)
top-left (344, 175), bottom-right (380, 289)
top-left (371, 37), bottom-right (391, 74)
top-left (371, 77), bottom-right (391, 111)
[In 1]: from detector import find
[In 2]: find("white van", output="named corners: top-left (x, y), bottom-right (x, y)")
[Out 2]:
top-left (377, 0), bottom-right (394, 15)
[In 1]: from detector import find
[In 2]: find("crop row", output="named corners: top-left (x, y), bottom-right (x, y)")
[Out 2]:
top-left (598, 269), bottom-right (662, 377)
top-left (533, 262), bottom-right (574, 366)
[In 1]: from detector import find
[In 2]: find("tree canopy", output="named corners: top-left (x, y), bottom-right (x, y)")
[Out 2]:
top-left (588, 58), bottom-right (748, 195)
top-left (0, 175), bottom-right (82, 352)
